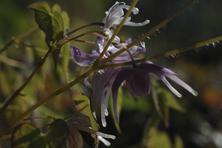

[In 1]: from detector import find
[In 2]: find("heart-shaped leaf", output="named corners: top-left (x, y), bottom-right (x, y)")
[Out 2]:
top-left (28, 2), bottom-right (64, 45)
top-left (11, 119), bottom-right (69, 148)
top-left (62, 42), bottom-right (70, 83)
top-left (28, 2), bottom-right (64, 70)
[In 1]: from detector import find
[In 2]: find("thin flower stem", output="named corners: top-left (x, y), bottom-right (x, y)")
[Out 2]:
top-left (100, 0), bottom-right (197, 66)
top-left (64, 22), bottom-right (104, 36)
top-left (0, 27), bottom-right (38, 54)
top-left (0, 54), bottom-right (26, 68)
top-left (63, 104), bottom-right (88, 121)
top-left (0, 67), bottom-right (95, 137)
top-left (74, 39), bottom-right (95, 45)
top-left (63, 30), bottom-right (101, 45)
top-left (23, 116), bottom-right (56, 121)
top-left (38, 123), bottom-right (52, 129)
top-left (99, 35), bottom-right (222, 69)
top-left (94, 0), bottom-right (139, 64)
top-left (0, 48), bottom-right (54, 116)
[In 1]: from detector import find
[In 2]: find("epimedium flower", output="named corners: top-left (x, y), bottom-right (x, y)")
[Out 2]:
top-left (70, 38), bottom-right (146, 127)
top-left (96, 1), bottom-right (149, 54)
top-left (89, 61), bottom-right (198, 127)
top-left (70, 38), bottom-right (146, 66)
top-left (110, 62), bottom-right (198, 123)
top-left (70, 1), bottom-right (198, 128)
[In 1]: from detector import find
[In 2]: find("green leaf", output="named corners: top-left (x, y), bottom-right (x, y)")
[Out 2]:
top-left (173, 135), bottom-right (184, 148)
top-left (144, 112), bottom-right (161, 133)
top-left (157, 88), bottom-right (185, 113)
top-left (151, 80), bottom-right (185, 127)
top-left (152, 80), bottom-right (169, 127)
top-left (144, 128), bottom-right (172, 148)
top-left (61, 11), bottom-right (70, 34)
top-left (11, 119), bottom-right (69, 148)
top-left (28, 2), bottom-right (64, 44)
top-left (62, 42), bottom-right (70, 83)
top-left (52, 4), bottom-right (61, 13)
top-left (73, 93), bottom-right (99, 140)
top-left (28, 2), bottom-right (64, 70)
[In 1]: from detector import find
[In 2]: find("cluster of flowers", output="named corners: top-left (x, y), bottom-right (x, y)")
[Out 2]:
top-left (70, 1), bottom-right (198, 128)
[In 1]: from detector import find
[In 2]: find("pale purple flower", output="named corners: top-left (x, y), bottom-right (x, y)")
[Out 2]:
top-left (88, 61), bottom-right (198, 127)
top-left (111, 62), bottom-right (198, 123)
top-left (70, 1), bottom-right (198, 128)
top-left (96, 1), bottom-right (149, 54)
top-left (70, 38), bottom-right (146, 67)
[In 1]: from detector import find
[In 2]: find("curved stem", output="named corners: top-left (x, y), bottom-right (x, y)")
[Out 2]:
top-left (0, 27), bottom-right (38, 54)
top-left (99, 0), bottom-right (197, 66)
top-left (0, 67), bottom-right (95, 137)
top-left (64, 22), bottom-right (104, 36)
top-left (0, 48), bottom-right (54, 116)
top-left (99, 35), bottom-right (222, 69)
top-left (63, 30), bottom-right (101, 45)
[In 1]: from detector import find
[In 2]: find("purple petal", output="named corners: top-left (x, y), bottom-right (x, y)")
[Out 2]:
top-left (126, 69), bottom-right (151, 97)
top-left (112, 39), bottom-right (146, 62)
top-left (166, 75), bottom-right (198, 96)
top-left (137, 62), bottom-right (198, 97)
top-left (137, 62), bottom-right (176, 76)
top-left (70, 46), bottom-right (99, 66)
top-left (92, 69), bottom-right (114, 104)
top-left (112, 67), bottom-right (135, 123)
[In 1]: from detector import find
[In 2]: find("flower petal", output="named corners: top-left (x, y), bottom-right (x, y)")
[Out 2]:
top-left (112, 67), bottom-right (135, 123)
top-left (126, 69), bottom-right (151, 97)
top-left (70, 46), bottom-right (99, 66)
top-left (92, 69), bottom-right (114, 104)
top-left (137, 62), bottom-right (197, 97)
top-left (166, 75), bottom-right (198, 96)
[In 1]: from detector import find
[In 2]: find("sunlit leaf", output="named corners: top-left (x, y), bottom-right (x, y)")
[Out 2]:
top-left (143, 128), bottom-right (172, 148)
top-left (52, 4), bottom-right (61, 13)
top-left (11, 119), bottom-right (69, 148)
top-left (73, 92), bottom-right (99, 141)
top-left (61, 11), bottom-right (70, 34)
top-left (173, 135), bottom-right (184, 148)
top-left (62, 42), bottom-right (70, 83)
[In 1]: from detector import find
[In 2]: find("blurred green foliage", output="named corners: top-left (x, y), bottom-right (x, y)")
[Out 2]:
top-left (0, 0), bottom-right (222, 148)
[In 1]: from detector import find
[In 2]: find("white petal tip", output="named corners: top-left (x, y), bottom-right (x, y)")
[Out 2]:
top-left (132, 8), bottom-right (139, 15)
top-left (98, 136), bottom-right (111, 146)
top-left (176, 93), bottom-right (182, 98)
top-left (102, 116), bottom-right (107, 127)
top-left (192, 91), bottom-right (198, 96)
top-left (145, 19), bottom-right (150, 24)
top-left (105, 110), bottom-right (109, 116)
top-left (102, 121), bottom-right (107, 127)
